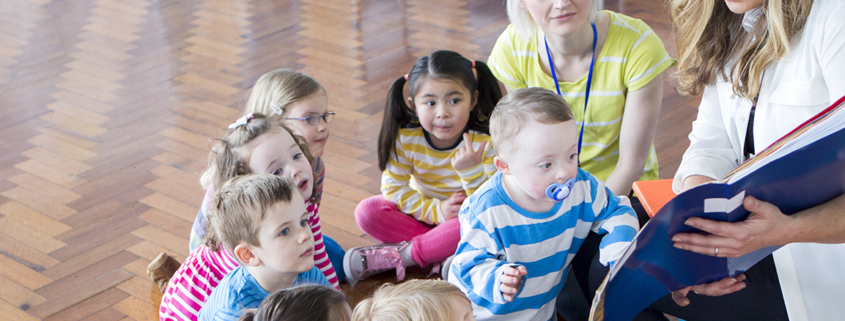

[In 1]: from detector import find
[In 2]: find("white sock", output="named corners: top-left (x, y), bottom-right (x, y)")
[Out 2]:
top-left (400, 243), bottom-right (417, 267)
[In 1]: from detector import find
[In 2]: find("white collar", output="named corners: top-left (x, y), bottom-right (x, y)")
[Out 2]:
top-left (742, 7), bottom-right (765, 33)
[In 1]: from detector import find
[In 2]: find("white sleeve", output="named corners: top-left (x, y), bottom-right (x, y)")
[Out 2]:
top-left (672, 85), bottom-right (740, 193)
top-left (819, 2), bottom-right (845, 102)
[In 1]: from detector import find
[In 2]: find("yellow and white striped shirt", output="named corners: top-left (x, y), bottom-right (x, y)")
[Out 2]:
top-left (382, 126), bottom-right (496, 224)
top-left (488, 11), bottom-right (676, 182)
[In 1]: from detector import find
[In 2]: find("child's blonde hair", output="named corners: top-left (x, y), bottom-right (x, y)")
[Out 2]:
top-left (208, 174), bottom-right (296, 254)
top-left (489, 87), bottom-right (574, 155)
top-left (352, 279), bottom-right (469, 321)
top-left (245, 69), bottom-right (325, 117)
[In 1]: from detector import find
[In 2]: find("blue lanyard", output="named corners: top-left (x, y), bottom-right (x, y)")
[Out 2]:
top-left (544, 22), bottom-right (597, 165)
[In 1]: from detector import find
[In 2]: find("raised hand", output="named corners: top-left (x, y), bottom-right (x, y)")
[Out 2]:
top-left (452, 133), bottom-right (487, 171)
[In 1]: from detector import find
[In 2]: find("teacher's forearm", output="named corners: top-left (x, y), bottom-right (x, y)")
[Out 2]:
top-left (786, 193), bottom-right (845, 244)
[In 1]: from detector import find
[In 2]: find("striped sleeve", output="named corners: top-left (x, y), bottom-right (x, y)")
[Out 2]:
top-left (160, 246), bottom-right (239, 321)
top-left (587, 175), bottom-right (640, 267)
top-left (381, 139), bottom-right (443, 224)
top-left (487, 25), bottom-right (529, 89)
top-left (450, 201), bottom-right (515, 306)
top-left (307, 201), bottom-right (339, 289)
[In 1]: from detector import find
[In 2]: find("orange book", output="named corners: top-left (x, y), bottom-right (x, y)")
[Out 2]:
top-left (631, 179), bottom-right (675, 217)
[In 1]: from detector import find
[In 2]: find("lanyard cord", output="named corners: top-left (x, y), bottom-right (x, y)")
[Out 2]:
top-left (743, 72), bottom-right (766, 161)
top-left (545, 22), bottom-right (597, 165)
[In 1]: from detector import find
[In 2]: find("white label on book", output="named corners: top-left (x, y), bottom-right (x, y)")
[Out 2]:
top-left (703, 190), bottom-right (746, 213)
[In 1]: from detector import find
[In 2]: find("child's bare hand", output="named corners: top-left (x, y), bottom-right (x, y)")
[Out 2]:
top-left (441, 192), bottom-right (467, 220)
top-left (451, 133), bottom-right (487, 171)
top-left (500, 265), bottom-right (527, 302)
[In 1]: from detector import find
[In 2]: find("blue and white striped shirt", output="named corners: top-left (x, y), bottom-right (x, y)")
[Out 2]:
top-left (198, 266), bottom-right (330, 321)
top-left (447, 170), bottom-right (638, 320)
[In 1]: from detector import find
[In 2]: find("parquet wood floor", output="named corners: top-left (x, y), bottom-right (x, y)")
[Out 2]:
top-left (0, 0), bottom-right (700, 320)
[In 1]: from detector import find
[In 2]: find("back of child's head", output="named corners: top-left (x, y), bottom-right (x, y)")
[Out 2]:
top-left (200, 113), bottom-right (313, 191)
top-left (490, 87), bottom-right (574, 155)
top-left (352, 279), bottom-right (470, 321)
top-left (208, 174), bottom-right (296, 254)
top-left (377, 50), bottom-right (504, 171)
top-left (238, 284), bottom-right (350, 321)
top-left (245, 69), bottom-right (325, 118)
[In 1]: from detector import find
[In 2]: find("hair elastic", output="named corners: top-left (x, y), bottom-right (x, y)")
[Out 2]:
top-left (404, 74), bottom-right (409, 80)
top-left (269, 102), bottom-right (283, 115)
top-left (228, 113), bottom-right (255, 129)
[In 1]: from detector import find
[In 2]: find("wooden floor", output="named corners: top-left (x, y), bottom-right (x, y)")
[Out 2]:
top-left (0, 0), bottom-right (701, 320)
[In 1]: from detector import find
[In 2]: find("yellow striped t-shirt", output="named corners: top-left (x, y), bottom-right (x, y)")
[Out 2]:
top-left (382, 126), bottom-right (496, 224)
top-left (487, 11), bottom-right (676, 183)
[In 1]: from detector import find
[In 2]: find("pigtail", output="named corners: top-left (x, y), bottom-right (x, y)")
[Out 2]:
top-left (377, 76), bottom-right (416, 171)
top-left (470, 60), bottom-right (504, 134)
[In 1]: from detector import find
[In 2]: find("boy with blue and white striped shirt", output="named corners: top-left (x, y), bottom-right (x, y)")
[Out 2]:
top-left (447, 88), bottom-right (639, 320)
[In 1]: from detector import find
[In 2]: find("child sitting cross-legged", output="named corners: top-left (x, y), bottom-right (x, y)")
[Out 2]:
top-left (199, 174), bottom-right (330, 321)
top-left (447, 87), bottom-right (640, 320)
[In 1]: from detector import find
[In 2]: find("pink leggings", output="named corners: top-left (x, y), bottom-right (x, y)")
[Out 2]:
top-left (354, 195), bottom-right (461, 267)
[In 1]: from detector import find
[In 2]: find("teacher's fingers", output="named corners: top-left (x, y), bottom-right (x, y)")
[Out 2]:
top-left (691, 275), bottom-right (747, 296)
top-left (672, 234), bottom-right (743, 258)
top-left (671, 287), bottom-right (692, 306)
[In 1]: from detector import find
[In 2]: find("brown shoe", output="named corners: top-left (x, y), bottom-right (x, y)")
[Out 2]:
top-left (147, 252), bottom-right (181, 293)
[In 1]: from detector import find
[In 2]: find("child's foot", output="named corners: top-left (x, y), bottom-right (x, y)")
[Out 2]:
top-left (147, 252), bottom-right (181, 293)
top-left (343, 242), bottom-right (410, 285)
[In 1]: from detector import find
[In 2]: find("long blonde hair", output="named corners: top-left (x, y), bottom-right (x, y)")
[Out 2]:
top-left (352, 279), bottom-right (469, 321)
top-left (671, 0), bottom-right (812, 100)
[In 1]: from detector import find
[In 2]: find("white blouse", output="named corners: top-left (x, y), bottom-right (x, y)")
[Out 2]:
top-left (673, 0), bottom-right (845, 320)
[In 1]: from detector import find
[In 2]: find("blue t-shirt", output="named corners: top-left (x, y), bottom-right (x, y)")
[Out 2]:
top-left (198, 266), bottom-right (330, 321)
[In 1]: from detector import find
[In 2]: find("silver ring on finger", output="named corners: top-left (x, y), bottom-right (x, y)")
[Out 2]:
top-left (714, 247), bottom-right (719, 256)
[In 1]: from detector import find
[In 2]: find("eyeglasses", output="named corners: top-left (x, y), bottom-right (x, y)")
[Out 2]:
top-left (285, 111), bottom-right (335, 126)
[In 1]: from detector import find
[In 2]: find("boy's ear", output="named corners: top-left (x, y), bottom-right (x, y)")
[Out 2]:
top-left (234, 243), bottom-right (261, 267)
top-left (494, 156), bottom-right (510, 175)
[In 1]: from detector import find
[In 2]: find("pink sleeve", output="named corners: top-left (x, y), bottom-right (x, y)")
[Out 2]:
top-left (307, 201), bottom-right (339, 289)
top-left (159, 246), bottom-right (239, 321)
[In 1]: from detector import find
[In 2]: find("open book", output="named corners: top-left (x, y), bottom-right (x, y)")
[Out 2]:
top-left (589, 95), bottom-right (845, 321)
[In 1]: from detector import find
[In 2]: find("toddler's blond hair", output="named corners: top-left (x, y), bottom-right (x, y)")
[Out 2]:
top-left (489, 87), bottom-right (574, 155)
top-left (352, 279), bottom-right (469, 321)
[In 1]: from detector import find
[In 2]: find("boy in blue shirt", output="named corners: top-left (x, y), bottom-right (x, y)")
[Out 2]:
top-left (447, 88), bottom-right (640, 320)
top-left (199, 174), bottom-right (330, 321)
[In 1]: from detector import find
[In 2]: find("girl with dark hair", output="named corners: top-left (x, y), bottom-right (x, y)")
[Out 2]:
top-left (239, 284), bottom-right (350, 321)
top-left (343, 50), bottom-right (503, 284)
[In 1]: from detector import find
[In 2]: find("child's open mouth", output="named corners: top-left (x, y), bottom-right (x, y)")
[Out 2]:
top-left (296, 178), bottom-right (308, 192)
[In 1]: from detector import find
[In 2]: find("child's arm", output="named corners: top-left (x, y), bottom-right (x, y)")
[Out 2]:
top-left (306, 203), bottom-right (339, 289)
top-left (382, 150), bottom-right (446, 224)
top-left (455, 134), bottom-right (497, 196)
top-left (450, 209), bottom-right (526, 305)
top-left (589, 178), bottom-right (640, 268)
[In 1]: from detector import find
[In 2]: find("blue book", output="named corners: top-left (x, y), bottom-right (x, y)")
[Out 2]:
top-left (590, 96), bottom-right (845, 321)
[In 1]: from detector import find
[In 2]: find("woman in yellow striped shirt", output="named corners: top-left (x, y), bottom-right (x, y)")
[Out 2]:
top-left (342, 50), bottom-right (503, 284)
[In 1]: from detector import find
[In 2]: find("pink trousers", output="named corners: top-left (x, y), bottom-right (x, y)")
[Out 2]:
top-left (354, 195), bottom-right (461, 267)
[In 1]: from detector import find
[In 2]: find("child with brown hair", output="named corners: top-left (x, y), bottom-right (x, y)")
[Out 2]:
top-left (239, 284), bottom-right (351, 321)
top-left (199, 174), bottom-right (329, 320)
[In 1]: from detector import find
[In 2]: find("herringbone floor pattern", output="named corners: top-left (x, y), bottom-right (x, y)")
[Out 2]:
top-left (0, 0), bottom-right (699, 319)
